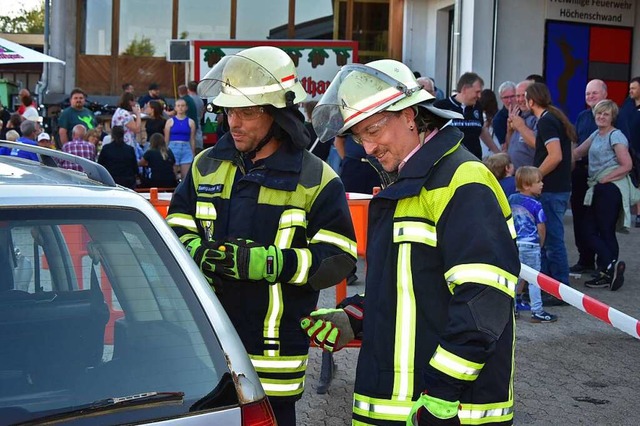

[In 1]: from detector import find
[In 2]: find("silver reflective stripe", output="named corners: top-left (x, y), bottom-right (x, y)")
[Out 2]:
top-left (251, 358), bottom-right (307, 370)
top-left (195, 203), bottom-right (217, 219)
top-left (459, 406), bottom-right (513, 420)
top-left (353, 399), bottom-right (412, 416)
top-left (448, 269), bottom-right (516, 292)
top-left (290, 249), bottom-right (311, 284)
top-left (261, 382), bottom-right (304, 392)
top-left (394, 243), bottom-right (415, 400)
top-left (279, 209), bottom-right (306, 229)
top-left (430, 350), bottom-right (482, 380)
top-left (266, 283), bottom-right (282, 357)
top-left (311, 230), bottom-right (357, 257)
top-left (393, 221), bottom-right (437, 245)
top-left (167, 216), bottom-right (198, 231)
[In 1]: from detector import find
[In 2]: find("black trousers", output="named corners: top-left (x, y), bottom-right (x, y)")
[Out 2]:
top-left (270, 399), bottom-right (296, 426)
top-left (584, 182), bottom-right (622, 272)
top-left (570, 163), bottom-right (595, 266)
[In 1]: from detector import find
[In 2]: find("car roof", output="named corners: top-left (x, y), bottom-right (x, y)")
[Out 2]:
top-left (0, 140), bottom-right (116, 187)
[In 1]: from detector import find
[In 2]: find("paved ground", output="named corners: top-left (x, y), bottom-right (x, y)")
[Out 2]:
top-left (297, 214), bottom-right (640, 425)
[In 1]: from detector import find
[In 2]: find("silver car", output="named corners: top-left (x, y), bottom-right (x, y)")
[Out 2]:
top-left (0, 141), bottom-right (276, 425)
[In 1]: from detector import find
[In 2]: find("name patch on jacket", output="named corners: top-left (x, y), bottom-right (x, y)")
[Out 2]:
top-left (198, 184), bottom-right (224, 194)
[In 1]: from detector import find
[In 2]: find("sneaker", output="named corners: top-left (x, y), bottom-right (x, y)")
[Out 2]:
top-left (610, 260), bottom-right (625, 291)
top-left (635, 215), bottom-right (640, 228)
top-left (569, 263), bottom-right (595, 273)
top-left (516, 300), bottom-right (531, 311)
top-left (584, 273), bottom-right (611, 289)
top-left (531, 311), bottom-right (558, 323)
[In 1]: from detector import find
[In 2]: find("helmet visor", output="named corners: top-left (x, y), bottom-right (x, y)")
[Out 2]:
top-left (312, 64), bottom-right (420, 142)
top-left (198, 54), bottom-right (299, 108)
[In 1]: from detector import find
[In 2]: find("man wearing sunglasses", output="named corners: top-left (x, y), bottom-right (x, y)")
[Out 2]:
top-left (167, 46), bottom-right (357, 426)
top-left (303, 60), bottom-right (520, 425)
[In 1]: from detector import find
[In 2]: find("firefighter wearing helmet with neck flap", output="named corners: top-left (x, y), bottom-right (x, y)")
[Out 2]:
top-left (302, 60), bottom-right (520, 426)
top-left (167, 46), bottom-right (357, 425)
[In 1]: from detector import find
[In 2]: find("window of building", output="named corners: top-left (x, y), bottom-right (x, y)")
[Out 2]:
top-left (81, 0), bottom-right (113, 55)
top-left (236, 0), bottom-right (288, 39)
top-left (335, 0), bottom-right (389, 63)
top-left (119, 0), bottom-right (172, 57)
top-left (178, 0), bottom-right (230, 40)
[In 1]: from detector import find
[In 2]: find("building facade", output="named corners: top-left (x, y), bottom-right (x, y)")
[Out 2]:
top-left (48, 0), bottom-right (639, 118)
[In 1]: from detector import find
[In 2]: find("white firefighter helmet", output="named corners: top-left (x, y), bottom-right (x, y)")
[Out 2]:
top-left (312, 59), bottom-right (461, 142)
top-left (198, 46), bottom-right (308, 108)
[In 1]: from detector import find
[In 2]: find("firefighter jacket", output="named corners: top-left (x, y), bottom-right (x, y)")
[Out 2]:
top-left (351, 126), bottom-right (520, 425)
top-left (167, 133), bottom-right (357, 402)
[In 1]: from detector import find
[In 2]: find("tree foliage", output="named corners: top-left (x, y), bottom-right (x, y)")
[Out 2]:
top-left (0, 1), bottom-right (45, 34)
top-left (122, 36), bottom-right (155, 57)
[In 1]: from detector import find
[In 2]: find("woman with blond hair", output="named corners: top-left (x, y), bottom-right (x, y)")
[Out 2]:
top-left (138, 133), bottom-right (177, 188)
top-left (573, 99), bottom-right (639, 291)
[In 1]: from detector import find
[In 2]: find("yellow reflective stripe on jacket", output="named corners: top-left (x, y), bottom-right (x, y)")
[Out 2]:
top-left (279, 208), bottom-right (307, 229)
top-left (263, 283), bottom-right (283, 357)
top-left (393, 243), bottom-right (416, 400)
top-left (445, 264), bottom-right (517, 298)
top-left (166, 213), bottom-right (198, 233)
top-left (393, 220), bottom-right (437, 246)
top-left (429, 345), bottom-right (484, 381)
top-left (458, 400), bottom-right (514, 424)
top-left (259, 378), bottom-right (305, 397)
top-left (353, 393), bottom-right (413, 422)
top-left (250, 354), bottom-right (308, 373)
top-left (262, 210), bottom-right (298, 357)
top-left (352, 393), bottom-right (513, 425)
top-left (250, 354), bottom-right (308, 397)
top-left (310, 229), bottom-right (357, 258)
top-left (423, 162), bottom-right (512, 226)
top-left (506, 216), bottom-right (516, 239)
top-left (195, 201), bottom-right (217, 220)
top-left (289, 248), bottom-right (311, 284)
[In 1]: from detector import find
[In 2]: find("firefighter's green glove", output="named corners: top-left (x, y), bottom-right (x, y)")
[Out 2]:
top-left (407, 394), bottom-right (460, 426)
top-left (300, 308), bottom-right (355, 352)
top-left (185, 237), bottom-right (230, 287)
top-left (219, 238), bottom-right (283, 283)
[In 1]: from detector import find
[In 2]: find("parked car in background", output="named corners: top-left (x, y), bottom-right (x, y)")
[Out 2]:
top-left (0, 141), bottom-right (276, 425)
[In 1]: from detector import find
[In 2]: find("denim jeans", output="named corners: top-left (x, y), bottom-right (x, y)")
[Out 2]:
top-left (169, 141), bottom-right (193, 166)
top-left (518, 242), bottom-right (543, 314)
top-left (539, 191), bottom-right (571, 286)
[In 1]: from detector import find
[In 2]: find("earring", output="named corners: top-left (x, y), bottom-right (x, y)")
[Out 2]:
top-left (409, 126), bottom-right (414, 131)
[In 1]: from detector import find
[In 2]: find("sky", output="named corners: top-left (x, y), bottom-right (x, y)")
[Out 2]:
top-left (0, 0), bottom-right (42, 18)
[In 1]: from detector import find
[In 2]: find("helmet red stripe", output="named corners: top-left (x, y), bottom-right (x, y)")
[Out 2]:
top-left (343, 91), bottom-right (404, 124)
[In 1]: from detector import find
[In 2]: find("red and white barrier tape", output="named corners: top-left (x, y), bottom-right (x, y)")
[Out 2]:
top-left (519, 264), bottom-right (640, 340)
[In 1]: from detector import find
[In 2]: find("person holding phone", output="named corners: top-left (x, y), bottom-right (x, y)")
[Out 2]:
top-left (111, 92), bottom-right (142, 147)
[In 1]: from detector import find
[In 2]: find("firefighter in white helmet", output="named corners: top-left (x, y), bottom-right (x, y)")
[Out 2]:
top-left (167, 46), bottom-right (356, 425)
top-left (302, 60), bottom-right (520, 425)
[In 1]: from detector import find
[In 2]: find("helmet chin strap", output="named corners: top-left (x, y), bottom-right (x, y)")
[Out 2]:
top-left (242, 124), bottom-right (275, 161)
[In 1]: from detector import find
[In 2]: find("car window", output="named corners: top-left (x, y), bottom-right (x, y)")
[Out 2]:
top-left (0, 208), bottom-right (238, 424)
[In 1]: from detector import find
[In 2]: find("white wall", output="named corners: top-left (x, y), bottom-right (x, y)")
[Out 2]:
top-left (493, 0), bottom-right (546, 90)
top-left (460, 0), bottom-right (496, 87)
top-left (404, 0), bottom-right (454, 93)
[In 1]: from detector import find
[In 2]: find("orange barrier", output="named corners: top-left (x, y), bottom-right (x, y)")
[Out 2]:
top-left (144, 187), bottom-right (172, 217)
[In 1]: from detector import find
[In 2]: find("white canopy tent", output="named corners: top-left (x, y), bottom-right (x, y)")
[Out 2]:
top-left (0, 36), bottom-right (64, 65)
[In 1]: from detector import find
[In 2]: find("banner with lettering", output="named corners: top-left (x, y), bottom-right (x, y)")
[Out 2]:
top-left (193, 40), bottom-right (358, 144)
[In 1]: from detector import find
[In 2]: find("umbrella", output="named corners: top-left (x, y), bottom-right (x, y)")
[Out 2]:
top-left (0, 36), bottom-right (64, 65)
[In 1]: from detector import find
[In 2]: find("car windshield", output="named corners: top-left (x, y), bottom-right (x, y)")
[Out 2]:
top-left (0, 208), bottom-right (237, 424)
